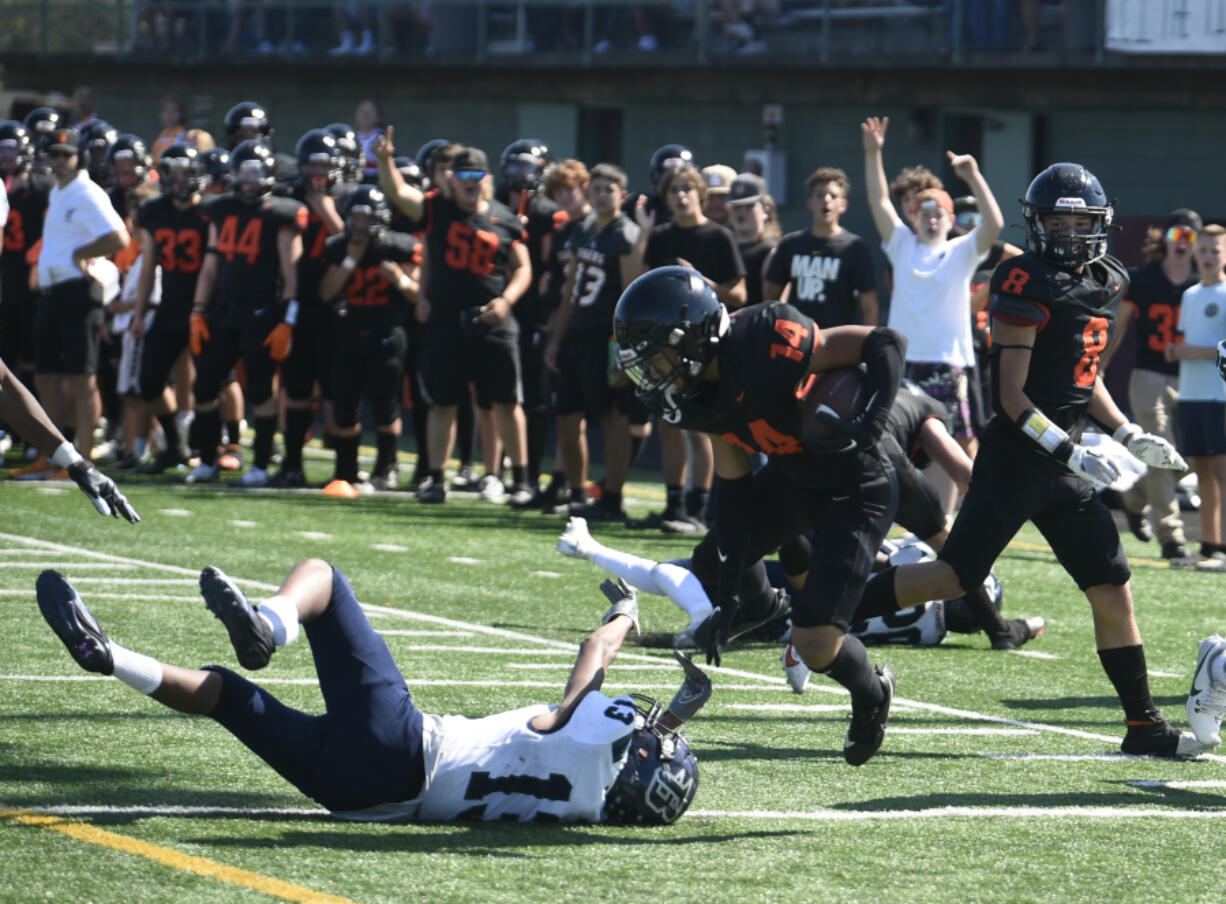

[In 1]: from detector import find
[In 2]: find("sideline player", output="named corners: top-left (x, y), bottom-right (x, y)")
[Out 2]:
top-left (36, 561), bottom-right (705, 824)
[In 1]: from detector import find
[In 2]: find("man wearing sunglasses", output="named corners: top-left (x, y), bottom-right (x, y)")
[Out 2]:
top-left (375, 131), bottom-right (534, 505)
top-left (34, 127), bottom-right (130, 467)
top-left (1107, 209), bottom-right (1201, 561)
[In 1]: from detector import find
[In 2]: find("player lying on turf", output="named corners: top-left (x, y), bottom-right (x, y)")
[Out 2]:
top-left (556, 516), bottom-right (1034, 693)
top-left (36, 561), bottom-right (709, 824)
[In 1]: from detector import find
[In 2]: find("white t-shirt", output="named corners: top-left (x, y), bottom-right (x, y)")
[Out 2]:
top-left (0, 179), bottom-right (8, 230)
top-left (331, 691), bottom-right (636, 823)
top-left (884, 224), bottom-right (986, 367)
top-left (38, 170), bottom-right (126, 288)
top-left (1177, 281), bottom-right (1226, 402)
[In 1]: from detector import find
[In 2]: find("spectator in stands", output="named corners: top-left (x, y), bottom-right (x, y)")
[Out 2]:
top-left (1110, 210), bottom-right (1201, 561)
top-left (354, 98), bottom-right (382, 182)
top-left (862, 115), bottom-right (1001, 513)
top-left (725, 173), bottom-right (776, 307)
top-left (1165, 224), bottom-right (1226, 564)
top-left (331, 0), bottom-right (376, 56)
top-left (700, 164), bottom-right (736, 228)
top-left (71, 87), bottom-right (98, 131)
top-left (150, 95), bottom-right (188, 163)
top-left (763, 166), bottom-right (877, 326)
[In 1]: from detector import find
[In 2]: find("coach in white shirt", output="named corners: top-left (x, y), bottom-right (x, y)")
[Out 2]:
top-left (36, 126), bottom-right (129, 458)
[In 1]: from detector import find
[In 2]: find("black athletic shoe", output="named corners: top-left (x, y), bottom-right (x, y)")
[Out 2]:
top-left (268, 468), bottom-right (306, 489)
top-left (1125, 510), bottom-right (1154, 543)
top-left (199, 566), bottom-right (274, 670)
top-left (36, 569), bottom-right (113, 675)
top-left (691, 589), bottom-right (792, 652)
top-left (990, 616), bottom-right (1046, 651)
top-left (138, 449), bottom-right (187, 475)
top-left (568, 500), bottom-right (626, 522)
top-left (1121, 708), bottom-right (1206, 758)
top-left (843, 665), bottom-right (895, 767)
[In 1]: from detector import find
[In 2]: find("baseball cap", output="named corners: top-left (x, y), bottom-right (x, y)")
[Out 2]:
top-left (47, 128), bottom-right (81, 154)
top-left (915, 188), bottom-right (954, 217)
top-left (727, 173), bottom-right (768, 206)
top-left (1167, 208), bottom-right (1203, 231)
top-left (452, 147), bottom-right (489, 173)
top-left (702, 164), bottom-right (737, 194)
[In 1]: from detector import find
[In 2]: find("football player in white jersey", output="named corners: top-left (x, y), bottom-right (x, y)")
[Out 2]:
top-left (36, 559), bottom-right (708, 824)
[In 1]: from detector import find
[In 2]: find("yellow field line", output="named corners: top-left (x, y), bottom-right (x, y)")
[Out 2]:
top-left (0, 806), bottom-right (360, 904)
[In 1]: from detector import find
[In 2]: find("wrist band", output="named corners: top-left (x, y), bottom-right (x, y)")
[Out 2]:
top-left (51, 441), bottom-right (84, 468)
top-left (284, 299), bottom-right (299, 326)
top-left (1112, 422), bottom-right (1141, 444)
top-left (341, 256), bottom-right (358, 270)
top-left (1016, 407), bottom-right (1074, 462)
top-left (397, 274), bottom-right (412, 293)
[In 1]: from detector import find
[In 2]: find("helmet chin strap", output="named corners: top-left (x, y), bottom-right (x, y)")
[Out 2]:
top-left (660, 387), bottom-right (683, 425)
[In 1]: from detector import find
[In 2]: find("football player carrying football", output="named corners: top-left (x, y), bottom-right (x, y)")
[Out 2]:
top-left (613, 266), bottom-right (907, 766)
top-left (37, 562), bottom-right (705, 824)
top-left (855, 162), bottom-right (1203, 759)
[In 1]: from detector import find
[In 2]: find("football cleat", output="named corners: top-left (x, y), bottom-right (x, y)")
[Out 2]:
top-left (36, 570), bottom-right (114, 675)
top-left (567, 499), bottom-right (626, 522)
top-left (236, 466), bottom-right (270, 488)
top-left (1186, 634), bottom-right (1226, 748)
top-left (690, 588), bottom-right (791, 653)
top-left (843, 665), bottom-right (894, 766)
top-left (9, 454), bottom-right (56, 480)
top-left (1121, 708), bottom-right (1206, 758)
top-left (477, 474), bottom-right (507, 503)
top-left (556, 516), bottom-right (596, 560)
top-left (673, 608), bottom-right (714, 650)
top-left (184, 462), bottom-right (220, 484)
top-left (370, 467), bottom-right (399, 491)
top-left (416, 479), bottom-right (448, 504)
top-left (199, 566), bottom-right (274, 670)
top-left (268, 468), bottom-right (306, 489)
top-left (138, 449), bottom-right (187, 475)
top-left (507, 483), bottom-right (537, 509)
top-left (782, 642), bottom-right (811, 694)
top-left (450, 465), bottom-right (478, 492)
top-left (991, 616), bottom-right (1046, 651)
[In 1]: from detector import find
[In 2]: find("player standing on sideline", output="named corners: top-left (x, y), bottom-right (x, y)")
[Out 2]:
top-left (614, 266), bottom-right (907, 765)
top-left (36, 560), bottom-right (706, 824)
top-left (852, 153), bottom-right (1202, 759)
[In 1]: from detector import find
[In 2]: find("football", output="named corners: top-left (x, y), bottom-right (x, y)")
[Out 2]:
top-left (798, 365), bottom-right (869, 441)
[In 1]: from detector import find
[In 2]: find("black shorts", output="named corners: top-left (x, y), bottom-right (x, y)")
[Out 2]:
top-left (420, 313), bottom-right (522, 408)
top-left (205, 567), bottom-right (426, 813)
top-left (282, 306), bottom-right (340, 401)
top-left (555, 327), bottom-right (634, 420)
top-left (34, 279), bottom-right (105, 375)
top-left (0, 268), bottom-right (39, 368)
top-left (1177, 401), bottom-right (1226, 458)
top-left (939, 421), bottom-right (1131, 593)
top-left (332, 326), bottom-right (407, 428)
top-left (138, 305), bottom-right (191, 402)
top-left (192, 307), bottom-right (281, 404)
top-left (881, 434), bottom-right (946, 540)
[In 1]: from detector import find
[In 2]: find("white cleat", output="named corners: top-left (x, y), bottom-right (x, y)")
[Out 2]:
top-left (1187, 633), bottom-right (1226, 748)
top-left (782, 642), bottom-right (811, 694)
top-left (236, 466), bottom-right (270, 488)
top-left (556, 516), bottom-right (595, 559)
top-left (674, 608), bottom-right (714, 649)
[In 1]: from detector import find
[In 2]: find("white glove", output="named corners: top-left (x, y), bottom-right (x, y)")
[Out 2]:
top-left (1113, 422), bottom-right (1187, 471)
top-left (1217, 339), bottom-right (1226, 383)
top-left (599, 578), bottom-right (640, 635)
top-left (1068, 443), bottom-right (1121, 489)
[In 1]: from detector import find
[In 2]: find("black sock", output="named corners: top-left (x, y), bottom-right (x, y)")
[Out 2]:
top-left (511, 464), bottom-right (527, 487)
top-left (549, 470), bottom-right (567, 493)
top-left (224, 420), bottom-right (241, 447)
top-left (569, 486), bottom-right (585, 505)
top-left (195, 410), bottom-right (221, 465)
top-left (666, 485), bottom-right (684, 517)
top-left (854, 567), bottom-right (900, 620)
top-left (819, 634), bottom-right (885, 709)
top-left (63, 427), bottom-right (76, 446)
top-left (253, 416), bottom-right (277, 470)
top-left (686, 487), bottom-right (710, 520)
top-left (526, 408), bottom-right (547, 485)
top-left (961, 580), bottom-right (1014, 641)
top-left (156, 412), bottom-right (182, 456)
top-left (1098, 645), bottom-right (1157, 722)
top-left (282, 408), bottom-right (312, 473)
top-left (334, 434), bottom-right (360, 482)
top-left (429, 467), bottom-right (444, 486)
top-left (375, 432), bottom-right (399, 474)
top-left (603, 489), bottom-right (623, 512)
top-left (942, 596), bottom-right (981, 634)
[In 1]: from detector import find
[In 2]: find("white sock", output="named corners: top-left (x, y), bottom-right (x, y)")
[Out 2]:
top-left (589, 546), bottom-right (663, 595)
top-left (111, 643), bottom-right (163, 694)
top-left (258, 595), bottom-right (300, 646)
top-left (133, 437), bottom-right (148, 458)
top-left (652, 561), bottom-right (713, 621)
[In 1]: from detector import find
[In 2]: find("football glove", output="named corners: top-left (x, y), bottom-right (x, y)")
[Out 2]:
top-left (67, 460), bottom-right (140, 523)
top-left (600, 578), bottom-right (639, 635)
top-left (1067, 443), bottom-right (1121, 490)
top-left (263, 322), bottom-right (294, 362)
top-left (703, 598), bottom-right (740, 668)
top-left (1218, 339), bottom-right (1226, 384)
top-left (189, 313), bottom-right (210, 356)
top-left (805, 409), bottom-right (880, 454)
top-left (666, 650), bottom-right (712, 723)
top-left (1113, 422), bottom-right (1188, 471)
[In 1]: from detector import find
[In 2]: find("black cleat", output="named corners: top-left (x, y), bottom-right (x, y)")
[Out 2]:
top-left (200, 566), bottom-right (274, 670)
top-left (990, 616), bottom-right (1046, 651)
top-left (1125, 509), bottom-right (1154, 543)
top-left (691, 588), bottom-right (792, 653)
top-left (843, 665), bottom-right (895, 766)
top-left (36, 569), bottom-right (113, 675)
top-left (1121, 708), bottom-right (1206, 758)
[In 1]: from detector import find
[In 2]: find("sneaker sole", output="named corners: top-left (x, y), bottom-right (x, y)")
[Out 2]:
top-left (36, 569), bottom-right (113, 675)
top-left (199, 567), bottom-right (273, 670)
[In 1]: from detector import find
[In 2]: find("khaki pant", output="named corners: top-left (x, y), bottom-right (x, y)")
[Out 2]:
top-left (1124, 367), bottom-right (1186, 544)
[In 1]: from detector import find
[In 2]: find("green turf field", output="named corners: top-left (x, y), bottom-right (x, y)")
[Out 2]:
top-left (2, 474), bottom-right (1225, 904)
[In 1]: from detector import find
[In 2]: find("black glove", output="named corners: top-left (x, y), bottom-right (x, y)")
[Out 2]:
top-left (67, 460), bottom-right (141, 523)
top-left (704, 597), bottom-right (740, 667)
top-left (805, 410), bottom-right (880, 454)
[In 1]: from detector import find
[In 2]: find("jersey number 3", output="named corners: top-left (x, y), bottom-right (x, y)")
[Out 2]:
top-left (1074, 315), bottom-right (1109, 387)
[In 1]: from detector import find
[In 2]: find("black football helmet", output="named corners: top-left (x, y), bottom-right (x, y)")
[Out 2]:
top-left (613, 266), bottom-right (729, 424)
top-left (649, 143), bottom-right (695, 192)
top-left (393, 156), bottom-right (424, 190)
top-left (23, 106), bottom-right (62, 149)
top-left (0, 121), bottom-right (33, 175)
top-left (230, 139), bottom-right (276, 201)
top-left (341, 183), bottom-right (391, 241)
top-left (1021, 163), bottom-right (1115, 268)
top-left (499, 138), bottom-right (551, 193)
top-left (602, 695), bottom-right (699, 826)
top-left (295, 128), bottom-right (341, 190)
top-left (107, 133), bottom-right (151, 188)
top-left (324, 123), bottom-right (361, 183)
top-left (157, 142), bottom-right (204, 200)
top-left (223, 101), bottom-right (271, 149)
top-left (200, 147), bottom-right (231, 193)
top-left (79, 120), bottom-right (118, 184)
top-left (415, 138), bottom-right (451, 187)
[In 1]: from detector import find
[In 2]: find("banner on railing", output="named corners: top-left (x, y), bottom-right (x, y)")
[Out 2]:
top-left (1106, 0), bottom-right (1226, 54)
